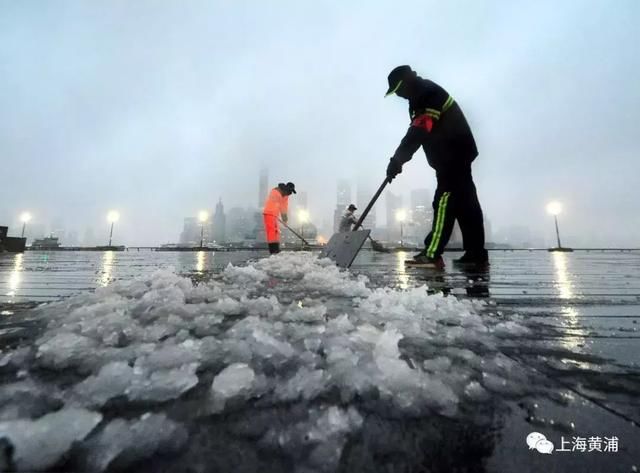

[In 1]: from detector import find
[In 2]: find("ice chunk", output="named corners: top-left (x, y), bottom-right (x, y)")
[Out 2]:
top-left (126, 363), bottom-right (199, 402)
top-left (260, 405), bottom-right (363, 471)
top-left (464, 381), bottom-right (490, 401)
top-left (422, 357), bottom-right (453, 373)
top-left (274, 367), bottom-right (327, 402)
top-left (223, 264), bottom-right (267, 285)
top-left (214, 297), bottom-right (245, 316)
top-left (211, 363), bottom-right (256, 411)
top-left (0, 347), bottom-right (33, 370)
top-left (80, 413), bottom-right (187, 471)
top-left (0, 408), bottom-right (102, 471)
top-left (134, 340), bottom-right (201, 371)
top-left (74, 360), bottom-right (199, 406)
top-left (492, 321), bottom-right (530, 336)
top-left (0, 379), bottom-right (63, 421)
top-left (250, 329), bottom-right (296, 361)
top-left (73, 362), bottom-right (135, 407)
top-left (36, 332), bottom-right (97, 370)
top-left (282, 303), bottom-right (327, 322)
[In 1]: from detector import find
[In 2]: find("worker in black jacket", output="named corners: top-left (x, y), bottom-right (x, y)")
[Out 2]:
top-left (385, 65), bottom-right (488, 268)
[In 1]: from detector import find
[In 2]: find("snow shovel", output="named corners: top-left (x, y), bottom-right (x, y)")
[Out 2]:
top-left (278, 218), bottom-right (312, 247)
top-left (368, 235), bottom-right (390, 253)
top-left (320, 178), bottom-right (388, 268)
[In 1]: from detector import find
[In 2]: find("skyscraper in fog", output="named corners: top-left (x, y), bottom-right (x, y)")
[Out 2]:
top-left (258, 166), bottom-right (269, 208)
top-left (212, 198), bottom-right (226, 243)
top-left (179, 217), bottom-right (199, 245)
top-left (410, 189), bottom-right (430, 211)
top-left (225, 207), bottom-right (258, 242)
top-left (336, 180), bottom-right (351, 206)
top-left (334, 179), bottom-right (352, 232)
top-left (385, 191), bottom-right (402, 241)
top-left (410, 188), bottom-right (431, 241)
top-left (297, 191), bottom-right (308, 209)
top-left (356, 182), bottom-right (376, 231)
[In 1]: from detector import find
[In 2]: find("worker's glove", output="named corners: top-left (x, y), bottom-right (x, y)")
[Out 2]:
top-left (281, 214), bottom-right (288, 224)
top-left (386, 157), bottom-right (403, 183)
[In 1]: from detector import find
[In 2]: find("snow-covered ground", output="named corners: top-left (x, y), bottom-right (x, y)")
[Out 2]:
top-left (0, 252), bottom-right (544, 471)
top-left (1, 251), bottom-right (638, 472)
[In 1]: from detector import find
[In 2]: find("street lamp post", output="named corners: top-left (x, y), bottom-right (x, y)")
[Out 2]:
top-left (298, 209), bottom-right (310, 245)
top-left (107, 211), bottom-right (120, 247)
top-left (396, 209), bottom-right (407, 248)
top-left (546, 201), bottom-right (572, 252)
top-left (20, 212), bottom-right (32, 238)
top-left (553, 214), bottom-right (562, 248)
top-left (198, 211), bottom-right (208, 248)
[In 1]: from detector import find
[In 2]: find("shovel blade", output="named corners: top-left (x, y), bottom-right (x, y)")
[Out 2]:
top-left (319, 230), bottom-right (370, 268)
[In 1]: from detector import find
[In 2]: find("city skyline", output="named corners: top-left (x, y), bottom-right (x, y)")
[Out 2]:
top-left (5, 169), bottom-right (604, 248)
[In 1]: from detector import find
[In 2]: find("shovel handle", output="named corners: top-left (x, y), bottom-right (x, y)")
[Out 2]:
top-left (353, 178), bottom-right (388, 231)
top-left (278, 218), bottom-right (311, 246)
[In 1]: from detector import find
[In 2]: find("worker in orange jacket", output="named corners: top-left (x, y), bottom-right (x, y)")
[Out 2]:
top-left (262, 182), bottom-right (296, 254)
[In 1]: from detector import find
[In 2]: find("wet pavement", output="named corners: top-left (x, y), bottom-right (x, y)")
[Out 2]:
top-left (0, 249), bottom-right (639, 472)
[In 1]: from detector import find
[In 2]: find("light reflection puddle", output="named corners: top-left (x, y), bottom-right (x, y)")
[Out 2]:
top-left (551, 252), bottom-right (587, 351)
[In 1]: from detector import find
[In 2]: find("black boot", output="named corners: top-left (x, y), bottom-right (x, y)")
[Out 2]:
top-left (268, 243), bottom-right (280, 254)
top-left (454, 249), bottom-right (489, 266)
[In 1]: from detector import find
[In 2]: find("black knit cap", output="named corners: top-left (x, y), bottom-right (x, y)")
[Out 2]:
top-left (347, 204), bottom-right (357, 211)
top-left (285, 182), bottom-right (296, 194)
top-left (385, 65), bottom-right (415, 97)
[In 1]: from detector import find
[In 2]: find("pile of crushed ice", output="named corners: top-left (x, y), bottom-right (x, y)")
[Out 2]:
top-left (0, 252), bottom-right (535, 471)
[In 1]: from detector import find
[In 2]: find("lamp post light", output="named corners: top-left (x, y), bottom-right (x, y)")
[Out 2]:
top-left (20, 212), bottom-right (32, 238)
top-left (298, 209), bottom-right (310, 241)
top-left (396, 209), bottom-right (407, 248)
top-left (546, 201), bottom-right (573, 252)
top-left (107, 211), bottom-right (120, 247)
top-left (198, 211), bottom-right (208, 248)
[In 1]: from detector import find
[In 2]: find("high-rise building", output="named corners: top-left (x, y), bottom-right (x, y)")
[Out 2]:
top-left (385, 191), bottom-right (402, 241)
top-left (82, 227), bottom-right (96, 246)
top-left (410, 188), bottom-right (432, 243)
top-left (66, 230), bottom-right (80, 246)
top-left (297, 191), bottom-right (308, 209)
top-left (410, 189), bottom-right (431, 211)
top-left (333, 180), bottom-right (352, 232)
top-left (227, 207), bottom-right (261, 243)
top-left (179, 217), bottom-right (201, 245)
top-left (336, 180), bottom-right (351, 207)
top-left (258, 167), bottom-right (269, 208)
top-left (212, 198), bottom-right (226, 243)
top-left (357, 182), bottom-right (376, 231)
top-left (50, 218), bottom-right (66, 243)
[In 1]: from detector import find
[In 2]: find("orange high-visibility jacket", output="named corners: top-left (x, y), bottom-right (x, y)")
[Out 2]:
top-left (263, 188), bottom-right (289, 217)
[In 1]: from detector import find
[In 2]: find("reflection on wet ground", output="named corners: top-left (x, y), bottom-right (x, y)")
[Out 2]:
top-left (0, 249), bottom-right (638, 472)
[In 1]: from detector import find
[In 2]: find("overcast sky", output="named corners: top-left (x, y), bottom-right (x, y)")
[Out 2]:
top-left (1, 0), bottom-right (639, 246)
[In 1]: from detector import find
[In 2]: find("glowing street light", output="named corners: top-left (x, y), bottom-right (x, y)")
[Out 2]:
top-left (20, 212), bottom-right (32, 238)
top-left (396, 209), bottom-right (408, 248)
top-left (298, 209), bottom-right (310, 240)
top-left (546, 201), bottom-right (570, 251)
top-left (107, 211), bottom-right (120, 247)
top-left (198, 211), bottom-right (208, 248)
top-left (546, 201), bottom-right (562, 216)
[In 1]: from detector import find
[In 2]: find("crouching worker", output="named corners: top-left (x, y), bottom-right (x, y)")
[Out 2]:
top-left (338, 204), bottom-right (358, 233)
top-left (262, 182), bottom-right (296, 254)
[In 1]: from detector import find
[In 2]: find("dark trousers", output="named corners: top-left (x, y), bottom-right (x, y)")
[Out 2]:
top-left (423, 176), bottom-right (485, 258)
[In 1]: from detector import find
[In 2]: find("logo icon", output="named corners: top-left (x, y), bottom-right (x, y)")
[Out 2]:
top-left (526, 432), bottom-right (554, 454)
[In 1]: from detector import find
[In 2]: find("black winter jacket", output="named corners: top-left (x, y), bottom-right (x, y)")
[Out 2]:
top-left (391, 78), bottom-right (478, 182)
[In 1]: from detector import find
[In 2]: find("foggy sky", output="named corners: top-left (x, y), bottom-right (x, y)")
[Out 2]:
top-left (2, 0), bottom-right (639, 246)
